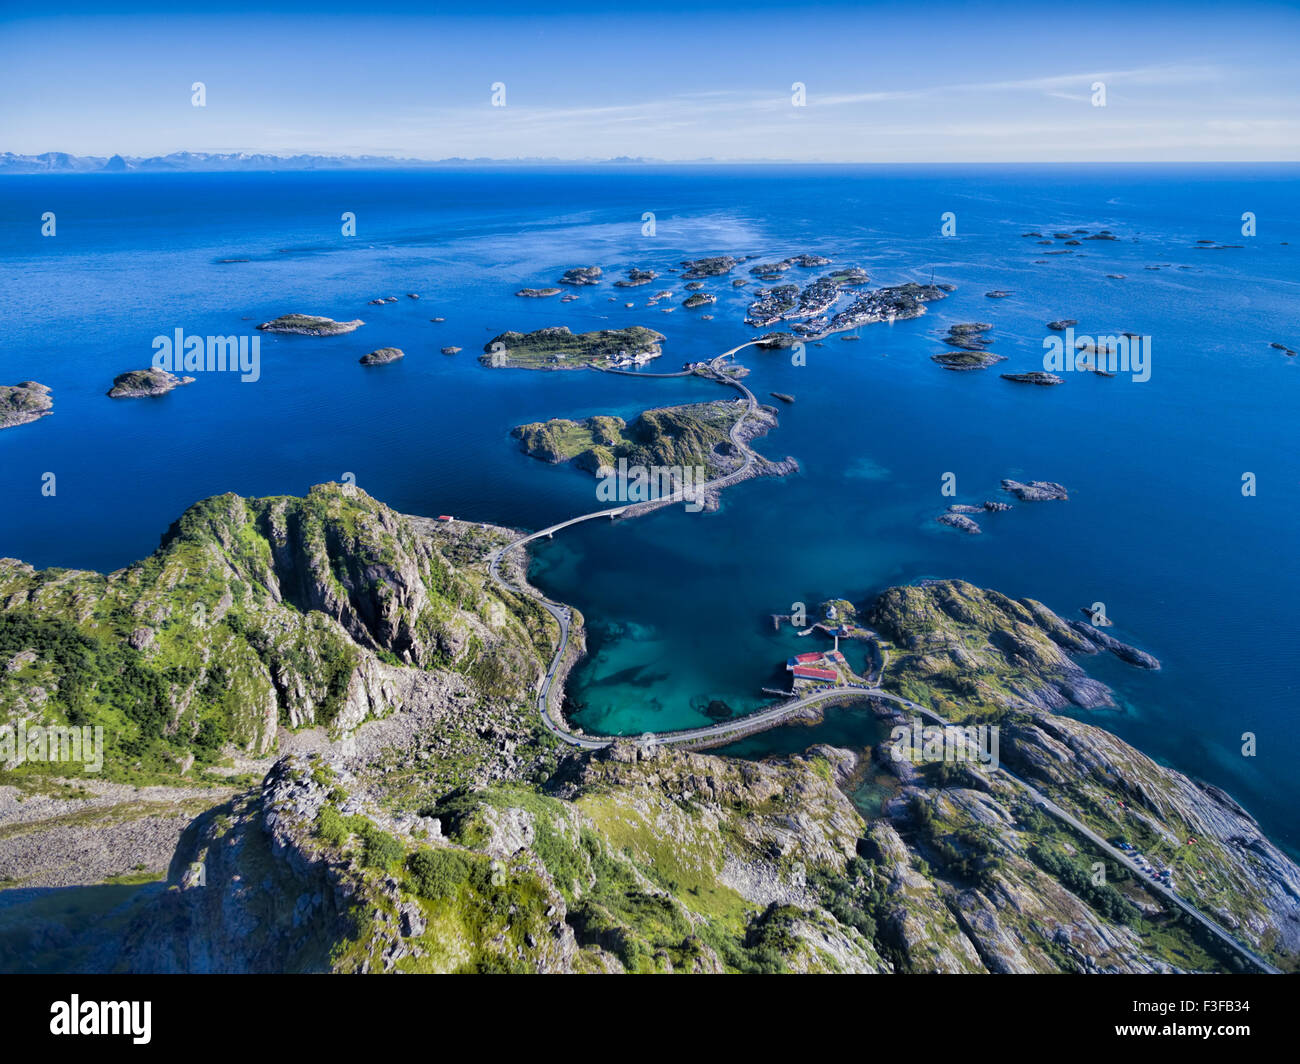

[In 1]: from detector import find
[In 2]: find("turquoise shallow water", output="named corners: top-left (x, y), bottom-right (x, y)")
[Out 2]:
top-left (0, 164), bottom-right (1297, 852)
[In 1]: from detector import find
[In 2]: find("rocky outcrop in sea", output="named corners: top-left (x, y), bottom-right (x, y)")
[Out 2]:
top-left (558, 266), bottom-right (601, 286)
top-left (826, 282), bottom-right (951, 332)
top-left (0, 381), bottom-right (52, 429)
top-left (1001, 478), bottom-right (1069, 501)
top-left (107, 368), bottom-right (194, 398)
top-left (258, 314), bottom-right (364, 336)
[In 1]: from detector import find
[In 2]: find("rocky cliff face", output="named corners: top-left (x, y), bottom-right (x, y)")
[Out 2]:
top-left (858, 580), bottom-right (1298, 970)
top-left (112, 745), bottom-right (892, 973)
top-left (867, 579), bottom-right (1160, 717)
top-left (0, 484), bottom-right (549, 778)
top-left (113, 693), bottom-right (1300, 974)
top-left (7, 506), bottom-right (1298, 974)
top-left (998, 711), bottom-right (1300, 961)
top-left (865, 709), bottom-right (1300, 972)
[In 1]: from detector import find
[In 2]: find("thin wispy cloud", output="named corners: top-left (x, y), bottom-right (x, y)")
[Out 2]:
top-left (0, 8), bottom-right (1295, 161)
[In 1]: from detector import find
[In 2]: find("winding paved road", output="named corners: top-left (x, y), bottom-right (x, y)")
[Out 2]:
top-left (486, 340), bottom-right (768, 745)
top-left (482, 337), bottom-right (1281, 974)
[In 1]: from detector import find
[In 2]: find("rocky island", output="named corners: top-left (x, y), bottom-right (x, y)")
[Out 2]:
top-left (480, 325), bottom-right (665, 370)
top-left (258, 314), bottom-right (364, 336)
top-left (937, 512), bottom-right (982, 533)
top-left (614, 268), bottom-right (657, 287)
top-left (680, 256), bottom-right (741, 280)
top-left (0, 381), bottom-right (53, 430)
top-left (558, 266), bottom-right (602, 286)
top-left (512, 398), bottom-right (794, 500)
top-left (745, 284), bottom-right (799, 327)
top-left (359, 347), bottom-right (405, 365)
top-left (932, 350), bottom-right (1006, 371)
top-left (940, 322), bottom-right (994, 351)
top-left (1002, 478), bottom-right (1069, 501)
top-left (106, 368), bottom-right (194, 398)
top-left (826, 266), bottom-right (870, 287)
top-left (826, 282), bottom-right (951, 334)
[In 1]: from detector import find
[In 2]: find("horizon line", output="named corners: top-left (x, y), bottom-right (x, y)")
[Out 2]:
top-left (6, 151), bottom-right (1300, 170)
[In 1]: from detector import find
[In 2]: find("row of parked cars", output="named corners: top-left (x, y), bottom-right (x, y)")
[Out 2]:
top-left (1115, 838), bottom-right (1174, 889)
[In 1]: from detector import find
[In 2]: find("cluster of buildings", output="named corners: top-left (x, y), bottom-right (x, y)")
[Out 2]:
top-left (606, 349), bottom-right (661, 369)
top-left (786, 649), bottom-right (848, 686)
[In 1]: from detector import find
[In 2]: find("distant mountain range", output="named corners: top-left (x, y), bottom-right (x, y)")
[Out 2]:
top-left (0, 151), bottom-right (662, 173)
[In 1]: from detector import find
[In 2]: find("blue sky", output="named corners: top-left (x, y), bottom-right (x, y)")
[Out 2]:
top-left (2, 1), bottom-right (1297, 161)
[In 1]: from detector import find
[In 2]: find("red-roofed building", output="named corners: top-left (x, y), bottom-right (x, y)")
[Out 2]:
top-left (790, 666), bottom-right (837, 682)
top-left (794, 652), bottom-right (822, 664)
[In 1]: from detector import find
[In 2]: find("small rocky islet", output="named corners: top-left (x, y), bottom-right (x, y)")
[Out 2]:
top-left (932, 350), bottom-right (1006, 371)
top-left (258, 313), bottom-right (364, 336)
top-left (935, 480), bottom-right (1062, 536)
top-left (940, 322), bottom-right (994, 350)
top-left (679, 255), bottom-right (742, 280)
top-left (558, 265), bottom-right (602, 286)
top-left (613, 268), bottom-right (657, 288)
top-left (931, 322), bottom-right (1004, 370)
top-left (1002, 478), bottom-right (1069, 501)
top-left (936, 512), bottom-right (982, 534)
top-left (935, 498), bottom-right (1014, 533)
top-left (106, 368), bottom-right (194, 398)
top-left (0, 381), bottom-right (53, 429)
top-left (359, 347), bottom-right (404, 366)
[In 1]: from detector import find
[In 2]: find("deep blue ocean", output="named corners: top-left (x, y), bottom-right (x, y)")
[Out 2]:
top-left (1, 165), bottom-right (1297, 852)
